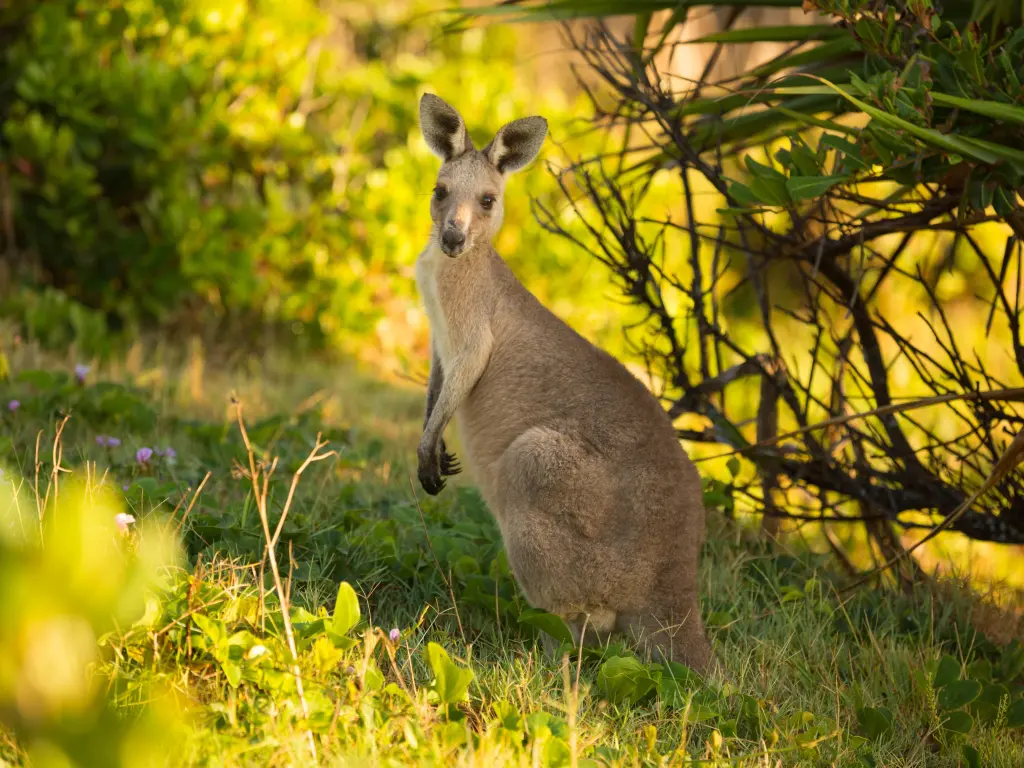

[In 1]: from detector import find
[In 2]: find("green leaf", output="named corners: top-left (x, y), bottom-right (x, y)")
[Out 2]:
top-left (518, 609), bottom-right (574, 644)
top-left (786, 143), bottom-right (821, 177)
top-left (459, 1), bottom-right (808, 25)
top-left (727, 181), bottom-right (765, 207)
top-left (819, 134), bottom-right (868, 171)
top-left (785, 175), bottom-right (849, 200)
top-left (426, 642), bottom-right (475, 707)
top-left (331, 581), bottom-right (360, 636)
top-left (993, 186), bottom-right (1020, 218)
top-left (745, 155), bottom-right (787, 181)
top-left (856, 706), bottom-right (894, 740)
top-left (941, 710), bottom-right (974, 735)
top-left (931, 93), bottom-right (1024, 126)
top-left (801, 77), bottom-right (1003, 165)
top-left (976, 683), bottom-right (1008, 707)
top-left (191, 613), bottom-right (224, 644)
top-left (1006, 698), bottom-right (1024, 729)
top-left (633, 12), bottom-right (652, 56)
top-left (750, 37), bottom-right (860, 79)
top-left (596, 656), bottom-right (659, 704)
top-left (726, 457), bottom-right (740, 478)
top-left (962, 744), bottom-right (980, 768)
top-left (748, 176), bottom-right (791, 207)
top-left (687, 25), bottom-right (847, 44)
top-left (222, 660), bottom-right (242, 688)
top-left (933, 655), bottom-right (961, 688)
top-left (939, 680), bottom-right (982, 710)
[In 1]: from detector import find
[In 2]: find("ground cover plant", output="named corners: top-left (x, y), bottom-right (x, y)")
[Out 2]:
top-left (2, 350), bottom-right (1024, 766)
top-left (3, 1), bottom-right (1024, 766)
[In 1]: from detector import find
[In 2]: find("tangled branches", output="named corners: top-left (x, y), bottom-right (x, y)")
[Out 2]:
top-left (537, 20), bottom-right (1024, 554)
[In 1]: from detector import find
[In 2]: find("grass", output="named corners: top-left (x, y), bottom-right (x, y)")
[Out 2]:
top-left (1, 339), bottom-right (1024, 767)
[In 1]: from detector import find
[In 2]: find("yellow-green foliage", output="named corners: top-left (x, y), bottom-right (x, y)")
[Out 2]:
top-left (0, 472), bottom-right (186, 767)
top-left (0, 0), bottom-right (628, 369)
top-left (1, 355), bottom-right (1024, 766)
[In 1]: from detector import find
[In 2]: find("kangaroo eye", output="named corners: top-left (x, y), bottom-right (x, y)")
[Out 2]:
top-left (481, 194), bottom-right (495, 210)
top-left (433, 186), bottom-right (448, 201)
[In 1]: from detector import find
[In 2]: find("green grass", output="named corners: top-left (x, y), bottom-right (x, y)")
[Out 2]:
top-left (1, 344), bottom-right (1024, 767)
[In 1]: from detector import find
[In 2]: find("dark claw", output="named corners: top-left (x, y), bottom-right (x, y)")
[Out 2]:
top-left (440, 450), bottom-right (461, 477)
top-left (418, 463), bottom-right (446, 496)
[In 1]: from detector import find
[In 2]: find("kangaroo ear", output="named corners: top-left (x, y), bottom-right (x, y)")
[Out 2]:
top-left (419, 93), bottom-right (473, 161)
top-left (484, 116), bottom-right (547, 174)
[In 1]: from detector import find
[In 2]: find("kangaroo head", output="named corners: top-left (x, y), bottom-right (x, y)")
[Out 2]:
top-left (419, 93), bottom-right (547, 257)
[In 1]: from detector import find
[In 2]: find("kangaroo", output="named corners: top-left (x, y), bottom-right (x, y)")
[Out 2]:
top-left (414, 93), bottom-right (716, 674)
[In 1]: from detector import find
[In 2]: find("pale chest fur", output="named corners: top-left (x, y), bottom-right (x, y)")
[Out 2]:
top-left (415, 245), bottom-right (455, 369)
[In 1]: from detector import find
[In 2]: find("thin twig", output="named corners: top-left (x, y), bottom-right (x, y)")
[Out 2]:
top-left (234, 399), bottom-right (334, 763)
top-left (842, 426), bottom-right (1024, 592)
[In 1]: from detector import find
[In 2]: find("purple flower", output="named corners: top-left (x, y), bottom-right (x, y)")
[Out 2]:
top-left (388, 628), bottom-right (401, 643)
top-left (74, 364), bottom-right (90, 384)
top-left (96, 435), bottom-right (121, 448)
top-left (157, 446), bottom-right (176, 460)
top-left (7, 400), bottom-right (19, 412)
top-left (136, 447), bottom-right (153, 465)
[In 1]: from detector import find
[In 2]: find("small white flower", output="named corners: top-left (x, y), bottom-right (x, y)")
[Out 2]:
top-left (247, 644), bottom-right (268, 660)
top-left (114, 513), bottom-right (136, 534)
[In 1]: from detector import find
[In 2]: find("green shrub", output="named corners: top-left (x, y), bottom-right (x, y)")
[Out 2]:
top-left (0, 0), bottom-right (624, 364)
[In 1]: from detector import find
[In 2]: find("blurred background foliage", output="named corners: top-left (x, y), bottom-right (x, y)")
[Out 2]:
top-left (2, 1), bottom-right (1024, 764)
top-left (0, 0), bottom-right (634, 372)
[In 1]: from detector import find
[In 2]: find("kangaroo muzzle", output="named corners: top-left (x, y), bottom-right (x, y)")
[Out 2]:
top-left (441, 218), bottom-right (468, 256)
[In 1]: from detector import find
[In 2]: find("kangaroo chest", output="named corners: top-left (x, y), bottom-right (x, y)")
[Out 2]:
top-left (415, 246), bottom-right (456, 369)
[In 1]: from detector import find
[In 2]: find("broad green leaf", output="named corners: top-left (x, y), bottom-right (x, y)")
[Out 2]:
top-left (596, 655), bottom-right (659, 704)
top-left (942, 710), bottom-right (974, 735)
top-left (1006, 698), bottom-right (1024, 728)
top-left (745, 155), bottom-right (787, 181)
top-left (427, 642), bottom-right (475, 706)
top-left (819, 134), bottom-right (868, 170)
top-left (786, 174), bottom-right (850, 200)
top-left (687, 701), bottom-right (721, 722)
top-left (939, 680), bottom-right (982, 710)
top-left (749, 177), bottom-right (791, 207)
top-left (332, 581), bottom-right (360, 636)
top-left (518, 608), bottom-right (574, 644)
top-left (191, 613), bottom-right (223, 644)
top-left (727, 181), bottom-right (765, 207)
top-left (976, 683), bottom-right (1008, 707)
top-left (856, 706), bottom-right (894, 740)
top-left (962, 744), bottom-right (980, 768)
top-left (222, 660), bottom-right (242, 688)
top-left (934, 655), bottom-right (961, 688)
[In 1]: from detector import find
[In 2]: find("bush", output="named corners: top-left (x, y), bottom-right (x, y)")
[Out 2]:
top-left (0, 1), bottom-right (614, 364)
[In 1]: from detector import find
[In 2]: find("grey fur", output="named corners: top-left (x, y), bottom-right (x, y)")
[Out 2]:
top-left (414, 93), bottom-right (717, 674)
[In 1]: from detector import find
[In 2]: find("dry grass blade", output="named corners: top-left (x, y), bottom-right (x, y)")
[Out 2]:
top-left (841, 425), bottom-right (1024, 592)
top-left (175, 471), bottom-right (211, 535)
top-left (233, 399), bottom-right (336, 763)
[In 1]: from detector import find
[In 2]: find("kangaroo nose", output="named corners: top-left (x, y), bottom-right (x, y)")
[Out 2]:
top-left (441, 227), bottom-right (466, 255)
